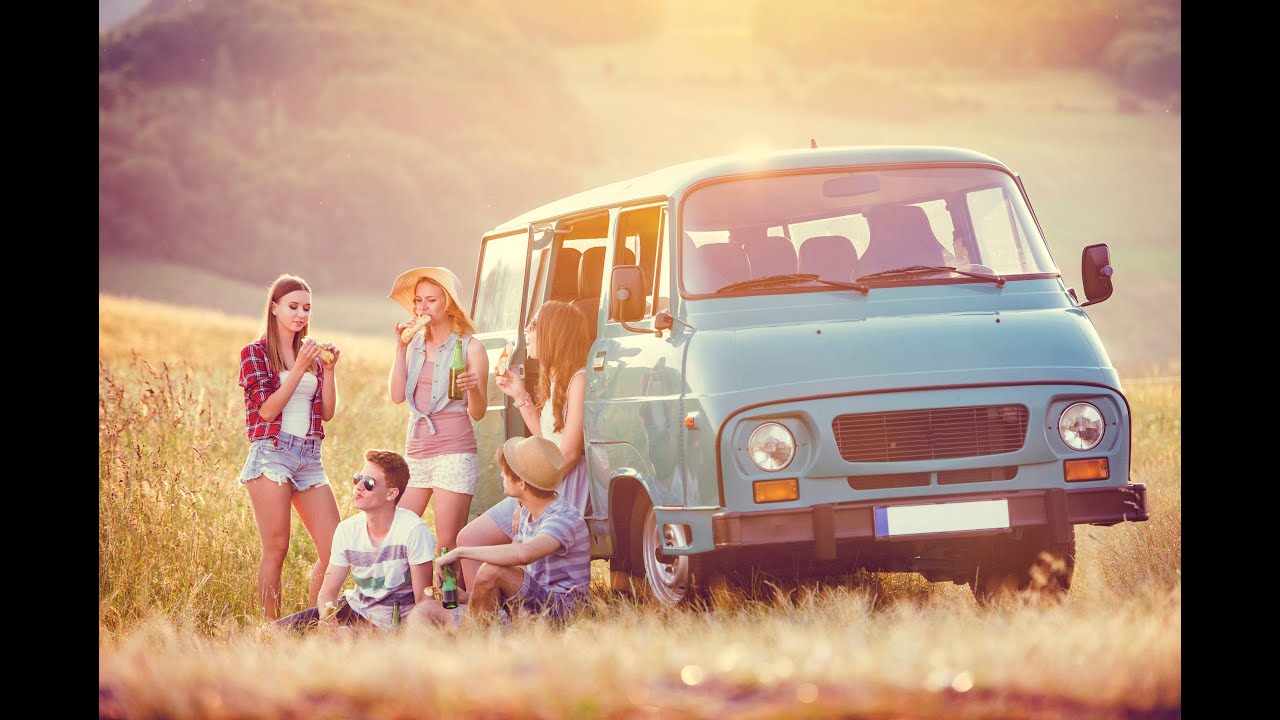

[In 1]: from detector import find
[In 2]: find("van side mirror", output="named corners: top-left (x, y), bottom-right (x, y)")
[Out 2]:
top-left (610, 265), bottom-right (647, 323)
top-left (1079, 243), bottom-right (1114, 307)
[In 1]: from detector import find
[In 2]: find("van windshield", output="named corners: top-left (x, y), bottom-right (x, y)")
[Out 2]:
top-left (679, 167), bottom-right (1057, 296)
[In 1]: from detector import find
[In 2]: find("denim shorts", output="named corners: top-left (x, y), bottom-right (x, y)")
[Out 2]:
top-left (485, 496), bottom-right (521, 540)
top-left (238, 431), bottom-right (329, 491)
top-left (504, 571), bottom-right (585, 622)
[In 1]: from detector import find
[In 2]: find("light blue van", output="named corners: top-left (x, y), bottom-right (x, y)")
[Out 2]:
top-left (466, 145), bottom-right (1148, 605)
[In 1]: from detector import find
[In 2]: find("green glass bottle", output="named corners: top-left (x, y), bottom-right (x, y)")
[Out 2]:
top-left (440, 547), bottom-right (459, 609)
top-left (448, 339), bottom-right (465, 400)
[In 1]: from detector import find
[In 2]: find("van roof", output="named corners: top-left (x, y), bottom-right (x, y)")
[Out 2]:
top-left (486, 145), bottom-right (1005, 234)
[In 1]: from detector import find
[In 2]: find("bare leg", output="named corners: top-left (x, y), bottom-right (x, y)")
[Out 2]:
top-left (455, 513), bottom-right (511, 591)
top-left (468, 563), bottom-right (525, 613)
top-left (407, 598), bottom-right (459, 629)
top-left (245, 476), bottom-right (294, 621)
top-left (430, 488), bottom-right (474, 553)
top-left (400, 487), bottom-right (434, 520)
top-left (291, 483), bottom-right (342, 606)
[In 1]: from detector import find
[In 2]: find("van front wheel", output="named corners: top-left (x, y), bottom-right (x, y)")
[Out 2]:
top-left (633, 497), bottom-right (705, 606)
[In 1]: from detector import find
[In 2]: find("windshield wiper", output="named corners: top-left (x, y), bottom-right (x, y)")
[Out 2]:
top-left (717, 273), bottom-right (870, 295)
top-left (855, 265), bottom-right (1005, 287)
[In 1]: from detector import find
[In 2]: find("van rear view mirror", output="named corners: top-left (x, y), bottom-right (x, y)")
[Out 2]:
top-left (1080, 243), bottom-right (1114, 307)
top-left (823, 174), bottom-right (880, 198)
top-left (610, 265), bottom-right (646, 323)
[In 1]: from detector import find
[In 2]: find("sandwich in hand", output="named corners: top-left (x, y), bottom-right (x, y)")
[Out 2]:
top-left (305, 336), bottom-right (336, 364)
top-left (494, 341), bottom-right (513, 376)
top-left (400, 315), bottom-right (431, 344)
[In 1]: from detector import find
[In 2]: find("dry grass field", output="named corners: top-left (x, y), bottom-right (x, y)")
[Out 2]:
top-left (98, 294), bottom-right (1180, 719)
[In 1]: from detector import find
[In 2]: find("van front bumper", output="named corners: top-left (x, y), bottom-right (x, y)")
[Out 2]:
top-left (654, 485), bottom-right (1146, 556)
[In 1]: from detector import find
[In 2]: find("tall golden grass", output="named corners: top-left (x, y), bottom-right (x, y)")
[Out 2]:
top-left (99, 294), bottom-right (1180, 718)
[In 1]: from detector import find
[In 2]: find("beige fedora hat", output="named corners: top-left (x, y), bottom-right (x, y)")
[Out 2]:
top-left (501, 436), bottom-right (565, 492)
top-left (387, 266), bottom-right (477, 335)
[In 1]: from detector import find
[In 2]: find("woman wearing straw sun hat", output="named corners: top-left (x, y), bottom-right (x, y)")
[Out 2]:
top-left (387, 266), bottom-right (489, 556)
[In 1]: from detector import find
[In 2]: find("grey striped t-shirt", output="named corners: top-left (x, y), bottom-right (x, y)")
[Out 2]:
top-left (330, 506), bottom-right (436, 628)
top-left (515, 498), bottom-right (590, 596)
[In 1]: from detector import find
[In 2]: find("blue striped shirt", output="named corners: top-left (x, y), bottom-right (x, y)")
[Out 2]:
top-left (516, 498), bottom-right (590, 596)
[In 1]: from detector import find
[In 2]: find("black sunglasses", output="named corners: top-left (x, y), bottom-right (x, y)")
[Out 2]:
top-left (352, 473), bottom-right (377, 491)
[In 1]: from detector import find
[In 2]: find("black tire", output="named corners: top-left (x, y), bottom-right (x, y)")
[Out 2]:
top-left (970, 525), bottom-right (1076, 606)
top-left (606, 499), bottom-right (646, 595)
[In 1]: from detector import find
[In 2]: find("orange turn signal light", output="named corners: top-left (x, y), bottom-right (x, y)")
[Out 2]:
top-left (753, 478), bottom-right (799, 503)
top-left (1064, 457), bottom-right (1109, 482)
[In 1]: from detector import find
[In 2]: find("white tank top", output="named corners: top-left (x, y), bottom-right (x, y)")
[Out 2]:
top-left (278, 370), bottom-right (318, 437)
top-left (539, 369), bottom-right (586, 447)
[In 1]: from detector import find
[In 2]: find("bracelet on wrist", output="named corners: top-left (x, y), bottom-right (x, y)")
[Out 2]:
top-left (514, 394), bottom-right (531, 408)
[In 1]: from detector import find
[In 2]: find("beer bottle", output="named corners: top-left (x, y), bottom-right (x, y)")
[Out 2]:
top-left (448, 338), bottom-right (465, 400)
top-left (440, 547), bottom-right (459, 609)
top-left (392, 600), bottom-right (401, 627)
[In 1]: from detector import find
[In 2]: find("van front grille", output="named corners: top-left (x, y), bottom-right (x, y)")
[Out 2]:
top-left (832, 404), bottom-right (1028, 462)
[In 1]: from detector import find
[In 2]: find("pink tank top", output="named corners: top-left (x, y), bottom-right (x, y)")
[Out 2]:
top-left (406, 359), bottom-right (477, 459)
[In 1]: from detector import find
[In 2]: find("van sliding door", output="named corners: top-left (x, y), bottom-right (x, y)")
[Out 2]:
top-left (467, 226), bottom-right (535, 520)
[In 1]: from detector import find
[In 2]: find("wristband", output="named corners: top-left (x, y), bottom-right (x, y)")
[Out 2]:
top-left (514, 395), bottom-right (531, 408)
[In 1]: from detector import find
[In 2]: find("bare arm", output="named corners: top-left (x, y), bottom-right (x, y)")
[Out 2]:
top-left (316, 562), bottom-right (350, 611)
top-left (495, 370), bottom-right (541, 436)
top-left (320, 355), bottom-right (339, 422)
top-left (436, 533), bottom-right (561, 574)
top-left (557, 372), bottom-right (586, 466)
top-left (409, 561), bottom-right (434, 606)
top-left (388, 323), bottom-right (411, 404)
top-left (461, 336), bottom-right (490, 421)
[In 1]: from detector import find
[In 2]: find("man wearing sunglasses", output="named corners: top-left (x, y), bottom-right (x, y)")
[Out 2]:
top-left (275, 449), bottom-right (437, 631)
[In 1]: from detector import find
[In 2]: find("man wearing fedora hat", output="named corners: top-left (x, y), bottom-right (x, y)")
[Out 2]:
top-left (386, 266), bottom-right (489, 573)
top-left (410, 435), bottom-right (591, 626)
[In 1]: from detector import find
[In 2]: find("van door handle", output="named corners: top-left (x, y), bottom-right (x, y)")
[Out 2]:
top-left (592, 351), bottom-right (606, 371)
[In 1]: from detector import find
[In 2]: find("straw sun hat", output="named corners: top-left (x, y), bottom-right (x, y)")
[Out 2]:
top-left (501, 436), bottom-right (566, 492)
top-left (386, 266), bottom-right (477, 335)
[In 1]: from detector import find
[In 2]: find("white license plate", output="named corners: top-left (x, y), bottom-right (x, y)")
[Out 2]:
top-left (873, 499), bottom-right (1010, 538)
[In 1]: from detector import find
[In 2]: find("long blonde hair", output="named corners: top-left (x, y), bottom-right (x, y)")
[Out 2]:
top-left (419, 278), bottom-right (474, 342)
top-left (532, 300), bottom-right (591, 433)
top-left (260, 273), bottom-right (314, 375)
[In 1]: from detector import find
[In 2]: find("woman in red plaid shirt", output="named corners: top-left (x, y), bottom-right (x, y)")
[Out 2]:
top-left (236, 274), bottom-right (343, 621)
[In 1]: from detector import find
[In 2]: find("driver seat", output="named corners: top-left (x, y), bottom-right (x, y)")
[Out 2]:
top-left (859, 205), bottom-right (946, 277)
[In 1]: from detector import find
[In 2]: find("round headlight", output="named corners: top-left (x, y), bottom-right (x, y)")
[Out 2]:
top-left (748, 422), bottom-right (795, 471)
top-left (1058, 402), bottom-right (1105, 451)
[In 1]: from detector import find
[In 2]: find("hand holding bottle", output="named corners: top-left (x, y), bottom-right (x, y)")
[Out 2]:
top-left (437, 546), bottom-right (459, 609)
top-left (447, 339), bottom-right (466, 400)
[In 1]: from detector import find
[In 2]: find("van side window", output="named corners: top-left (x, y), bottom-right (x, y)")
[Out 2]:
top-left (559, 211), bottom-right (610, 333)
top-left (473, 232), bottom-right (528, 332)
top-left (969, 187), bottom-right (1028, 273)
top-left (614, 205), bottom-right (663, 320)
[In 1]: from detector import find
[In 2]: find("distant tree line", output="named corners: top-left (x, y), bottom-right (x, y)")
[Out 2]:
top-left (99, 0), bottom-right (662, 292)
top-left (752, 0), bottom-right (1180, 99)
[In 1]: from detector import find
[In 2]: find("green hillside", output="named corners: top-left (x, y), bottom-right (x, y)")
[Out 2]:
top-left (99, 0), bottom-right (662, 292)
